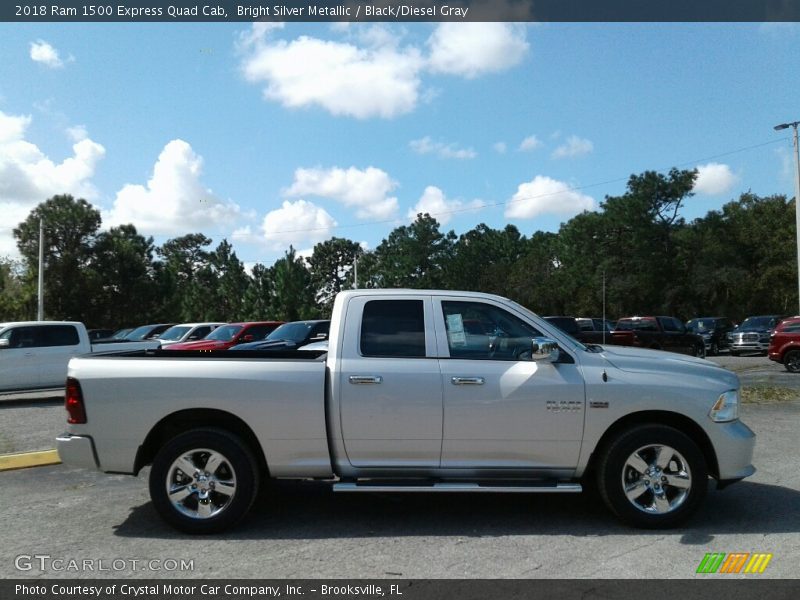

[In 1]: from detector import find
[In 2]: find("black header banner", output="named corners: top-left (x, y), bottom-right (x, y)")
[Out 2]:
top-left (4, 0), bottom-right (800, 22)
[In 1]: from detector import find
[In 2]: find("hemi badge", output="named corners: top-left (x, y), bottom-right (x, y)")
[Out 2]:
top-left (590, 401), bottom-right (609, 409)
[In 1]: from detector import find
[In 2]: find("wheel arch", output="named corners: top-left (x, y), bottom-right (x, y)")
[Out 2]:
top-left (134, 408), bottom-right (269, 478)
top-left (586, 410), bottom-right (719, 480)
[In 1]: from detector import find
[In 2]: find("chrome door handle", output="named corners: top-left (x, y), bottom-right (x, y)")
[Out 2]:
top-left (349, 375), bottom-right (383, 385)
top-left (451, 376), bottom-right (485, 385)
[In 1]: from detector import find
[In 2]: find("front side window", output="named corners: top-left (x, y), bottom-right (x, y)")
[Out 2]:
top-left (360, 300), bottom-right (425, 358)
top-left (442, 301), bottom-right (541, 360)
top-left (2, 327), bottom-right (41, 348)
top-left (207, 325), bottom-right (243, 341)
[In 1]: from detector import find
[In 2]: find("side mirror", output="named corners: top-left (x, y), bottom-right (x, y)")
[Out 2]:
top-left (530, 337), bottom-right (559, 363)
top-left (242, 334), bottom-right (254, 342)
top-left (312, 333), bottom-right (327, 341)
top-left (188, 335), bottom-right (199, 341)
top-left (0, 338), bottom-right (9, 348)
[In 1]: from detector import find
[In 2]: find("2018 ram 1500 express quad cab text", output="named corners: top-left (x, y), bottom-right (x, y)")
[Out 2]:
top-left (57, 290), bottom-right (755, 533)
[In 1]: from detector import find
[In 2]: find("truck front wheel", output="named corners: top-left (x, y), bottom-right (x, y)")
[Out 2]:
top-left (597, 425), bottom-right (707, 528)
top-left (149, 428), bottom-right (259, 534)
top-left (785, 349), bottom-right (800, 373)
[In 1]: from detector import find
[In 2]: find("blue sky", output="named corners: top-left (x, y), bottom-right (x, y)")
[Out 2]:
top-left (1, 22), bottom-right (799, 267)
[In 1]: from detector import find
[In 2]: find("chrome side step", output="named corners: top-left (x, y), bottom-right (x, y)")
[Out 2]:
top-left (333, 482), bottom-right (582, 494)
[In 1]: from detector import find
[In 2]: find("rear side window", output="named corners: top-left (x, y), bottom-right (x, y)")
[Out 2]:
top-left (40, 325), bottom-right (80, 347)
top-left (360, 300), bottom-right (426, 358)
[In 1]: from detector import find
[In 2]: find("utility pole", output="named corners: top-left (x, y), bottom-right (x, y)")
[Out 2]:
top-left (37, 218), bottom-right (44, 321)
top-left (353, 255), bottom-right (359, 289)
top-left (774, 120), bottom-right (800, 314)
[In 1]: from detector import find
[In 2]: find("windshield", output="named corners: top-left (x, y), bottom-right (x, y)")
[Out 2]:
top-left (206, 325), bottom-right (242, 341)
top-left (159, 326), bottom-right (192, 341)
top-left (266, 322), bottom-right (315, 343)
top-left (739, 317), bottom-right (776, 331)
top-left (125, 325), bottom-right (155, 340)
top-left (687, 318), bottom-right (715, 333)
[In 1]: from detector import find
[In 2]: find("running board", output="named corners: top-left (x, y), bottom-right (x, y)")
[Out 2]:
top-left (333, 482), bottom-right (582, 494)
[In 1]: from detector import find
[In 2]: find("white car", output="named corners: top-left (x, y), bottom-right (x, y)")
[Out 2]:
top-left (157, 323), bottom-right (225, 347)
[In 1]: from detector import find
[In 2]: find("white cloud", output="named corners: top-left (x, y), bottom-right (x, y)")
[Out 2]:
top-left (261, 199), bottom-right (337, 249)
top-left (552, 135), bottom-right (594, 159)
top-left (693, 162), bottom-right (739, 196)
top-left (407, 185), bottom-right (482, 226)
top-left (66, 125), bottom-right (88, 142)
top-left (427, 23), bottom-right (529, 78)
top-left (493, 142), bottom-right (507, 154)
top-left (409, 136), bottom-right (476, 160)
top-left (105, 139), bottom-right (241, 235)
top-left (519, 135), bottom-right (542, 152)
top-left (285, 166), bottom-right (399, 220)
top-left (0, 109), bottom-right (105, 257)
top-left (505, 176), bottom-right (596, 219)
top-left (239, 24), bottom-right (424, 119)
top-left (29, 40), bottom-right (69, 68)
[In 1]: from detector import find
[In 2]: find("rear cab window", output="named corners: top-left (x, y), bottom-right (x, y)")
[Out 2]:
top-left (360, 300), bottom-right (426, 358)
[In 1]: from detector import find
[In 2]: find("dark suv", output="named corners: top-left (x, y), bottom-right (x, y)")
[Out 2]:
top-left (686, 317), bottom-right (735, 356)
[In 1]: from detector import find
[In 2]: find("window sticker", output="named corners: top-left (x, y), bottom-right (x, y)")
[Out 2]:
top-left (446, 313), bottom-right (467, 347)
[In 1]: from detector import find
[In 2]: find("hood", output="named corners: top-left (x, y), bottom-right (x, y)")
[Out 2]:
top-left (599, 344), bottom-right (738, 388)
top-left (168, 339), bottom-right (231, 351)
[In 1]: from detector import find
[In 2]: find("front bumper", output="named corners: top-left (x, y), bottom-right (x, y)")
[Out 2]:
top-left (730, 334), bottom-right (770, 354)
top-left (56, 433), bottom-right (99, 470)
top-left (709, 419), bottom-right (756, 482)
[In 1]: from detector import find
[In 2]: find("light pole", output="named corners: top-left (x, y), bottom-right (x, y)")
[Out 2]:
top-left (37, 218), bottom-right (44, 321)
top-left (775, 120), bottom-right (800, 314)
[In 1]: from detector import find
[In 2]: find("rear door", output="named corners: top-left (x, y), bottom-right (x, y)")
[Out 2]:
top-left (338, 296), bottom-right (443, 467)
top-left (36, 325), bottom-right (83, 387)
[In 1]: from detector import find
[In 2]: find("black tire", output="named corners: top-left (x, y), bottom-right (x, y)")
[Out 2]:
top-left (597, 424), bottom-right (708, 529)
top-left (709, 342), bottom-right (719, 356)
top-left (785, 349), bottom-right (800, 373)
top-left (693, 344), bottom-right (706, 359)
top-left (149, 428), bottom-right (260, 534)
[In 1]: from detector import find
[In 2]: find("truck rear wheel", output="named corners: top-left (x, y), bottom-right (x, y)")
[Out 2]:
top-left (149, 428), bottom-right (259, 534)
top-left (597, 424), bottom-right (707, 528)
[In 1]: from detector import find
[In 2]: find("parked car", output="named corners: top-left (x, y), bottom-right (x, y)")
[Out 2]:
top-left (686, 317), bottom-right (736, 356)
top-left (231, 320), bottom-right (330, 351)
top-left (728, 315), bottom-right (785, 356)
top-left (158, 323), bottom-right (225, 347)
top-left (610, 316), bottom-right (706, 357)
top-left (58, 289), bottom-right (754, 533)
top-left (167, 321), bottom-right (282, 351)
top-left (110, 323), bottom-right (175, 342)
top-left (767, 316), bottom-right (800, 372)
top-left (0, 321), bottom-right (160, 392)
top-left (87, 328), bottom-right (115, 341)
top-left (109, 328), bottom-right (134, 340)
top-left (544, 316), bottom-right (610, 345)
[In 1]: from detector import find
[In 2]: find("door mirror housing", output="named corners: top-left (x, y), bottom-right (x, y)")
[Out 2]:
top-left (0, 338), bottom-right (9, 348)
top-left (530, 337), bottom-right (559, 363)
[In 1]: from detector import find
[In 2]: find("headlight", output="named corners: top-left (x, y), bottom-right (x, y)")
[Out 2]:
top-left (709, 390), bottom-right (739, 422)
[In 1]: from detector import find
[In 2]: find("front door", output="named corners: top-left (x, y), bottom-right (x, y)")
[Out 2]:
top-left (435, 298), bottom-right (585, 470)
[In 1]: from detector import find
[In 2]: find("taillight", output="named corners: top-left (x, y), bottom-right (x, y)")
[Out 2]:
top-left (65, 377), bottom-right (87, 424)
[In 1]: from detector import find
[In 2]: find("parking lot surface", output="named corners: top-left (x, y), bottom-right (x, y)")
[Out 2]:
top-left (1, 353), bottom-right (798, 579)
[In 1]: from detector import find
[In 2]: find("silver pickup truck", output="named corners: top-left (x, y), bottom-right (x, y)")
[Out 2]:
top-left (57, 289), bottom-right (755, 533)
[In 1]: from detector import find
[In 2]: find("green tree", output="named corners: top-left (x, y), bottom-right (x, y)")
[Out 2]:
top-left (155, 233), bottom-right (213, 321)
top-left (371, 214), bottom-right (456, 289)
top-left (90, 224), bottom-right (157, 327)
top-left (0, 257), bottom-right (32, 320)
top-left (13, 194), bottom-right (101, 321)
top-left (242, 263), bottom-right (273, 320)
top-left (271, 247), bottom-right (317, 321)
top-left (206, 239), bottom-right (249, 321)
top-left (307, 237), bottom-right (363, 312)
top-left (447, 224), bottom-right (527, 294)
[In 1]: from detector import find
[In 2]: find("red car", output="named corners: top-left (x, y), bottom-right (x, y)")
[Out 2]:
top-left (768, 316), bottom-right (800, 372)
top-left (167, 321), bottom-right (282, 351)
